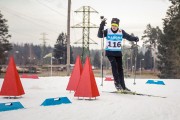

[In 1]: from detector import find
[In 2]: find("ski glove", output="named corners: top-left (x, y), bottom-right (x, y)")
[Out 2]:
top-left (100, 20), bottom-right (106, 27)
top-left (134, 37), bottom-right (139, 42)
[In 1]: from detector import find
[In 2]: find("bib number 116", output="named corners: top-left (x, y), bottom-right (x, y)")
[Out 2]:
top-left (108, 41), bottom-right (121, 48)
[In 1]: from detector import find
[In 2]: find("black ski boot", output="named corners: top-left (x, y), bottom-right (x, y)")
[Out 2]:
top-left (114, 83), bottom-right (123, 91)
top-left (123, 87), bottom-right (131, 92)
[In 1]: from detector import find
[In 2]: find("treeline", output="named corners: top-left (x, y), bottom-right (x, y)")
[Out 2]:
top-left (2, 43), bottom-right (154, 70)
top-left (6, 43), bottom-right (52, 66)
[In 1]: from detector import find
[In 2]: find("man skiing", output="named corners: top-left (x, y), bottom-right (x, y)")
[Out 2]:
top-left (97, 18), bottom-right (139, 91)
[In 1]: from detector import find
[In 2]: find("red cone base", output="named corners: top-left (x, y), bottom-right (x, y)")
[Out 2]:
top-left (104, 76), bottom-right (114, 81)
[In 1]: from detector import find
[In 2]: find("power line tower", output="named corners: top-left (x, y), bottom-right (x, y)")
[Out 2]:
top-left (40, 32), bottom-right (48, 65)
top-left (72, 6), bottom-right (98, 62)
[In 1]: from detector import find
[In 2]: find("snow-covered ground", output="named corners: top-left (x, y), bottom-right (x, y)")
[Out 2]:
top-left (0, 77), bottom-right (180, 120)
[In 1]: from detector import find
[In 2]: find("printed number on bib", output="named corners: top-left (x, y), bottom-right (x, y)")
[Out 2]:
top-left (108, 41), bottom-right (121, 48)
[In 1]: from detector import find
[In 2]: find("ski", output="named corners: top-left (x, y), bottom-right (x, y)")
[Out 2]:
top-left (102, 91), bottom-right (166, 98)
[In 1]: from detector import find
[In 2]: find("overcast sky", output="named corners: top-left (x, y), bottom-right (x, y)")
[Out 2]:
top-left (0, 0), bottom-right (171, 49)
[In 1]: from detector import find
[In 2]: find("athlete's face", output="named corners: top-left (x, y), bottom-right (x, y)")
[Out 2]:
top-left (111, 25), bottom-right (118, 31)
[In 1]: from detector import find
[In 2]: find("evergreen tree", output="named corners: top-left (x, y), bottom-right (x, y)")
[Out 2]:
top-left (71, 46), bottom-right (82, 63)
top-left (54, 32), bottom-right (73, 64)
top-left (0, 11), bottom-right (12, 58)
top-left (54, 32), bottom-right (67, 64)
top-left (137, 51), bottom-right (144, 70)
top-left (157, 0), bottom-right (180, 78)
top-left (93, 51), bottom-right (100, 68)
top-left (142, 24), bottom-right (162, 72)
top-left (0, 11), bottom-right (12, 73)
top-left (144, 49), bottom-right (153, 70)
top-left (129, 42), bottom-right (138, 71)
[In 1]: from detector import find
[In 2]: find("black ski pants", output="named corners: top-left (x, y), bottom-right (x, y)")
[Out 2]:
top-left (107, 56), bottom-right (126, 89)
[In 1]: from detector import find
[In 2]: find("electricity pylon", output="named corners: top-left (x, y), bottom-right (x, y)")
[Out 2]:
top-left (72, 6), bottom-right (98, 63)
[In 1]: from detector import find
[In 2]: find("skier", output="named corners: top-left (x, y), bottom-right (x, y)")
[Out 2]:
top-left (97, 18), bottom-right (139, 91)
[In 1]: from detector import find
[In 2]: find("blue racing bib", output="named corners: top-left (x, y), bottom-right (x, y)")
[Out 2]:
top-left (105, 29), bottom-right (123, 51)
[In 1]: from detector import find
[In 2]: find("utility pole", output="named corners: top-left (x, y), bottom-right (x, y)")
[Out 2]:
top-left (72, 6), bottom-right (98, 63)
top-left (66, 0), bottom-right (71, 76)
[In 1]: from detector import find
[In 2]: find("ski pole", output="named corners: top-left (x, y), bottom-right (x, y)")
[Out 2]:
top-left (100, 16), bottom-right (106, 86)
top-left (133, 42), bottom-right (137, 85)
top-left (100, 24), bottom-right (105, 86)
top-left (101, 35), bottom-right (104, 86)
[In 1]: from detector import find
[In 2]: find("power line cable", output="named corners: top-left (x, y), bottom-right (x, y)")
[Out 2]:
top-left (35, 0), bottom-right (81, 23)
top-left (36, 0), bottom-right (67, 17)
top-left (0, 5), bottom-right (64, 27)
top-left (0, 5), bottom-right (66, 34)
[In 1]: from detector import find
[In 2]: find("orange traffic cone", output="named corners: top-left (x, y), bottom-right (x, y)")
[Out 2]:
top-left (0, 56), bottom-right (25, 96)
top-left (66, 56), bottom-right (83, 91)
top-left (74, 56), bottom-right (100, 98)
